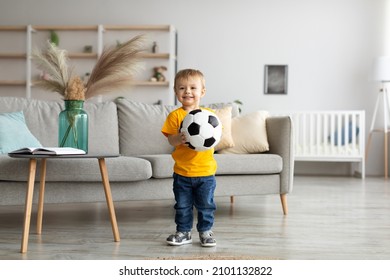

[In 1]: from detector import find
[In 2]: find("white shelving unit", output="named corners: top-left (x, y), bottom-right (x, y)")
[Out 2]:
top-left (0, 24), bottom-right (177, 104)
top-left (0, 25), bottom-right (28, 98)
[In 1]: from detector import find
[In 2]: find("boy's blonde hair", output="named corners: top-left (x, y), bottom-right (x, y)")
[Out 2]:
top-left (174, 69), bottom-right (205, 90)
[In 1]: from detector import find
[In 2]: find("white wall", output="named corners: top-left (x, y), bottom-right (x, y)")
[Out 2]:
top-left (0, 0), bottom-right (388, 176)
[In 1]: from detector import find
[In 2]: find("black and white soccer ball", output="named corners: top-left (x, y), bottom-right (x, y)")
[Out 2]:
top-left (180, 109), bottom-right (222, 151)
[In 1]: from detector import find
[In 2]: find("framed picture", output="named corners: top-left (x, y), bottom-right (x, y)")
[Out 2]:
top-left (264, 65), bottom-right (288, 94)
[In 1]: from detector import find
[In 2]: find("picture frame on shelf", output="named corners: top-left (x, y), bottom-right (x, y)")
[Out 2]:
top-left (264, 65), bottom-right (288, 95)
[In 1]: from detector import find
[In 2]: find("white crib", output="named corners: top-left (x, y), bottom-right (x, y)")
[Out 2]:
top-left (272, 111), bottom-right (365, 178)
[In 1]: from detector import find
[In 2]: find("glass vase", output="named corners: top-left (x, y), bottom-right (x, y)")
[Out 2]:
top-left (58, 100), bottom-right (88, 152)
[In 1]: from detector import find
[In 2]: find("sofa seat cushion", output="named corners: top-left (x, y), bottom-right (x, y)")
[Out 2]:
top-left (0, 155), bottom-right (152, 182)
top-left (214, 154), bottom-right (282, 175)
top-left (137, 154), bottom-right (174, 178)
top-left (138, 153), bottom-right (282, 179)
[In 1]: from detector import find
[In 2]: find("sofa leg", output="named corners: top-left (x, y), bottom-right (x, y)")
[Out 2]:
top-left (230, 196), bottom-right (234, 204)
top-left (280, 194), bottom-right (288, 215)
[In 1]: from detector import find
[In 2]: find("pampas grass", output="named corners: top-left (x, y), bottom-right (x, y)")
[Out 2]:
top-left (32, 35), bottom-right (146, 100)
top-left (85, 35), bottom-right (145, 99)
top-left (32, 41), bottom-right (71, 97)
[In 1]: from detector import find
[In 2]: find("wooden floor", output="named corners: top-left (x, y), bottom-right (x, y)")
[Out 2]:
top-left (0, 176), bottom-right (389, 260)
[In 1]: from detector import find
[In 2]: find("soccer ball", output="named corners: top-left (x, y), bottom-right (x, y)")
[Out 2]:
top-left (180, 109), bottom-right (222, 151)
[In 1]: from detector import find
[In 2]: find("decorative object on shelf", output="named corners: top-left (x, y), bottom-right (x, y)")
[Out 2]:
top-left (150, 66), bottom-right (167, 82)
top-left (83, 72), bottom-right (90, 85)
top-left (152, 41), bottom-right (158, 53)
top-left (39, 71), bottom-right (50, 81)
top-left (83, 45), bottom-right (93, 53)
top-left (264, 65), bottom-right (288, 95)
top-left (31, 35), bottom-right (146, 151)
top-left (49, 30), bottom-right (59, 46)
top-left (233, 99), bottom-right (243, 113)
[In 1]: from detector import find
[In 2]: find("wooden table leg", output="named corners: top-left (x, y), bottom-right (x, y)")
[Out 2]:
top-left (98, 158), bottom-right (120, 242)
top-left (21, 158), bottom-right (37, 253)
top-left (37, 158), bottom-right (47, 234)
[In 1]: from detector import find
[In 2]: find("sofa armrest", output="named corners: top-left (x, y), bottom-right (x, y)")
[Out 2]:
top-left (266, 116), bottom-right (294, 194)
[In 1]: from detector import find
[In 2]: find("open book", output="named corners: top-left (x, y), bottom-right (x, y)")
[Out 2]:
top-left (9, 147), bottom-right (86, 155)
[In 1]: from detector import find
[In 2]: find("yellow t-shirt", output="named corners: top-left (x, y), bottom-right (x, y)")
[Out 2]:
top-left (161, 107), bottom-right (217, 177)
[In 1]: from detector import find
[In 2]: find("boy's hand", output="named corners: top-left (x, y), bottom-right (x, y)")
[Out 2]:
top-left (168, 132), bottom-right (188, 147)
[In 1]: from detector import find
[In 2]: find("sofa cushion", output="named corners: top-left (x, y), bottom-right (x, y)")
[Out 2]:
top-left (0, 97), bottom-right (62, 147)
top-left (218, 111), bottom-right (270, 154)
top-left (116, 99), bottom-right (177, 156)
top-left (84, 101), bottom-right (120, 154)
top-left (214, 106), bottom-right (235, 151)
top-left (0, 97), bottom-right (119, 155)
top-left (0, 111), bottom-right (42, 154)
top-left (0, 155), bottom-right (151, 182)
top-left (138, 153), bottom-right (282, 179)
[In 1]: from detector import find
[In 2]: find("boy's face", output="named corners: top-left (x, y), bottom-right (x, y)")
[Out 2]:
top-left (175, 76), bottom-right (205, 110)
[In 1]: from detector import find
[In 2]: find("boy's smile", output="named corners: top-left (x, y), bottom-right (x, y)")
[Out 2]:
top-left (175, 77), bottom-right (205, 111)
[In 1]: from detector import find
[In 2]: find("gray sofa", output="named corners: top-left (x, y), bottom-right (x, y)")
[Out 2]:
top-left (0, 97), bottom-right (294, 214)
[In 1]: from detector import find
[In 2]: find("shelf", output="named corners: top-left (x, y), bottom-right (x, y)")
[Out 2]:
top-left (138, 53), bottom-right (170, 59)
top-left (68, 53), bottom-right (171, 59)
top-left (29, 80), bottom-right (169, 87)
top-left (31, 25), bottom-right (99, 31)
top-left (0, 53), bottom-right (26, 59)
top-left (0, 24), bottom-right (177, 103)
top-left (103, 25), bottom-right (171, 31)
top-left (0, 26), bottom-right (27, 31)
top-left (0, 80), bottom-right (26, 86)
top-left (68, 53), bottom-right (99, 59)
top-left (133, 81), bottom-right (169, 86)
top-left (0, 52), bottom-right (169, 60)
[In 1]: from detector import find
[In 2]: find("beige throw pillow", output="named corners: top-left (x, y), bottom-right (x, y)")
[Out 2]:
top-left (218, 111), bottom-right (269, 154)
top-left (214, 106), bottom-right (235, 151)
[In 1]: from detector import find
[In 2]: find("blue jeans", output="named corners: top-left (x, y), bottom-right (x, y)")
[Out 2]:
top-left (173, 173), bottom-right (216, 233)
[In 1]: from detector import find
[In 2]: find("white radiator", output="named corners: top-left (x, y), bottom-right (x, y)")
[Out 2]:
top-left (273, 111), bottom-right (365, 178)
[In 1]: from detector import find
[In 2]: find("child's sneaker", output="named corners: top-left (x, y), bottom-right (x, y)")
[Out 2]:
top-left (199, 231), bottom-right (216, 247)
top-left (166, 231), bottom-right (192, 246)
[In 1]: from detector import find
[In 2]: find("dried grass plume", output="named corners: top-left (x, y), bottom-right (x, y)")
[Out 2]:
top-left (32, 35), bottom-right (146, 100)
top-left (32, 41), bottom-right (70, 97)
top-left (85, 35), bottom-right (145, 99)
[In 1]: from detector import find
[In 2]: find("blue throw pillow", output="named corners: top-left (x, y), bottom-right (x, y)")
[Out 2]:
top-left (0, 111), bottom-right (42, 154)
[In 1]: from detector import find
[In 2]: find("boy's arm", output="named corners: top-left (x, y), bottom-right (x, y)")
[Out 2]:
top-left (162, 110), bottom-right (187, 147)
top-left (167, 132), bottom-right (187, 147)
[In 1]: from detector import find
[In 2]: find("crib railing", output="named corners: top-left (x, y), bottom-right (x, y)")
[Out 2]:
top-left (271, 110), bottom-right (365, 177)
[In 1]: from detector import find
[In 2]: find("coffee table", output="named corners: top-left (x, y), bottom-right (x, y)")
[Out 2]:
top-left (8, 153), bottom-right (120, 253)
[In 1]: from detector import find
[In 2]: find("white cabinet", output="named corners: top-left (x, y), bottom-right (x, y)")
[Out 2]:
top-left (0, 25), bottom-right (177, 105)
